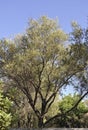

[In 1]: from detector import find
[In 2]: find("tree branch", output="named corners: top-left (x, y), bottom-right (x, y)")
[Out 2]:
top-left (44, 90), bottom-right (88, 126)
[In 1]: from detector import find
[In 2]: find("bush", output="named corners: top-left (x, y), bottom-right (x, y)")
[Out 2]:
top-left (0, 91), bottom-right (12, 130)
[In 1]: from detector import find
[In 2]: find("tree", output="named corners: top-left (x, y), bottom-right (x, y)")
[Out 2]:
top-left (55, 94), bottom-right (88, 127)
top-left (0, 16), bottom-right (87, 128)
top-left (69, 21), bottom-right (88, 101)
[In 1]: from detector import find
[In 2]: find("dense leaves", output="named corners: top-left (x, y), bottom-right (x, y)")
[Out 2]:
top-left (0, 89), bottom-right (12, 130)
top-left (57, 94), bottom-right (88, 127)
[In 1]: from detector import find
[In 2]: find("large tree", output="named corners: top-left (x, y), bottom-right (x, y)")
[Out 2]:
top-left (0, 16), bottom-right (87, 127)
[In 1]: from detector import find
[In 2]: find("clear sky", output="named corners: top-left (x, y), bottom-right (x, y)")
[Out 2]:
top-left (0, 0), bottom-right (88, 39)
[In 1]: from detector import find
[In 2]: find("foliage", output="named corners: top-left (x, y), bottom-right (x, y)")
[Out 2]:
top-left (56, 94), bottom-right (88, 127)
top-left (59, 94), bottom-right (88, 113)
top-left (0, 90), bottom-right (12, 130)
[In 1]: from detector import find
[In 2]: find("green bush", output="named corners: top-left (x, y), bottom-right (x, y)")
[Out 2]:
top-left (0, 91), bottom-right (12, 130)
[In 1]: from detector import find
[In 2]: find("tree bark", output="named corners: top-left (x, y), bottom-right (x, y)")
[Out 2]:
top-left (38, 117), bottom-right (44, 128)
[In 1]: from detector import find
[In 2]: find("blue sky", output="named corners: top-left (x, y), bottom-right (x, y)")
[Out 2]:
top-left (0, 0), bottom-right (88, 39)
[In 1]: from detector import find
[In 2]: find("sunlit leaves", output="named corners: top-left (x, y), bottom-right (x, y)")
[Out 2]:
top-left (0, 90), bottom-right (12, 130)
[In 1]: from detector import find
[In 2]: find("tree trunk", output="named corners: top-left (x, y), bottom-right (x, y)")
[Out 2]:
top-left (38, 117), bottom-right (44, 128)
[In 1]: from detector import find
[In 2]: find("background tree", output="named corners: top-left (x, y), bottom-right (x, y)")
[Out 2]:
top-left (57, 94), bottom-right (88, 127)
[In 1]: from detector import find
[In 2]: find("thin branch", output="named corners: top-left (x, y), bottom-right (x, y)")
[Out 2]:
top-left (45, 74), bottom-right (51, 99)
top-left (45, 93), bottom-right (56, 114)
